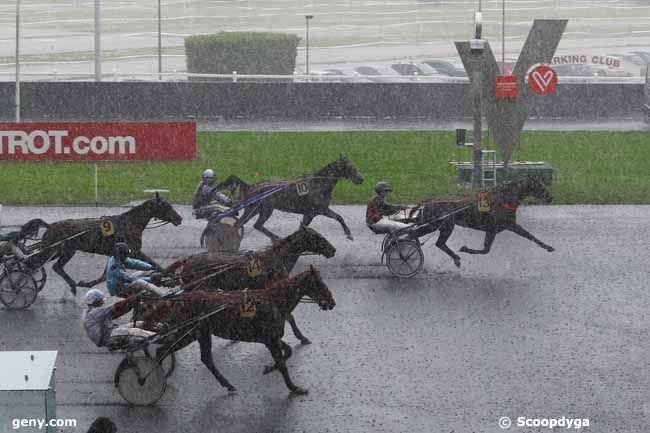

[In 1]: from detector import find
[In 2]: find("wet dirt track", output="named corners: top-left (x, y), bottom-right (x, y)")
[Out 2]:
top-left (1, 205), bottom-right (649, 433)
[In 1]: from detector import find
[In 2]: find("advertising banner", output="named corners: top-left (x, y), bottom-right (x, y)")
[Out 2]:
top-left (0, 122), bottom-right (196, 161)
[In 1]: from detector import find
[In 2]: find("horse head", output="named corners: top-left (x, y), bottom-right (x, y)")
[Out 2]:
top-left (330, 155), bottom-right (364, 185)
top-left (149, 196), bottom-right (183, 226)
top-left (294, 226), bottom-right (336, 258)
top-left (299, 265), bottom-right (335, 310)
top-left (521, 176), bottom-right (553, 204)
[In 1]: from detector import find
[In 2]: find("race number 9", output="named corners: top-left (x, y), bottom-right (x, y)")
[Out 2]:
top-left (296, 181), bottom-right (309, 196)
top-left (100, 220), bottom-right (115, 237)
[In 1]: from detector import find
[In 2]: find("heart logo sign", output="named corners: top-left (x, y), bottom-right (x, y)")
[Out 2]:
top-left (527, 64), bottom-right (558, 95)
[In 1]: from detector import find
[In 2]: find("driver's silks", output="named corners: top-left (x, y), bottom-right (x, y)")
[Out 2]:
top-left (239, 290), bottom-right (256, 318)
top-left (478, 191), bottom-right (490, 213)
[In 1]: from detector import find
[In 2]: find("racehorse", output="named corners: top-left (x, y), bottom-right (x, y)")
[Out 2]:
top-left (407, 176), bottom-right (555, 268)
top-left (219, 155), bottom-right (363, 241)
top-left (139, 266), bottom-right (335, 395)
top-left (165, 225), bottom-right (336, 344)
top-left (36, 195), bottom-right (182, 295)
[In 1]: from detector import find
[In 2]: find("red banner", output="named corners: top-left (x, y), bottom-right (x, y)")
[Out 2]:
top-left (495, 75), bottom-right (518, 99)
top-left (0, 122), bottom-right (196, 161)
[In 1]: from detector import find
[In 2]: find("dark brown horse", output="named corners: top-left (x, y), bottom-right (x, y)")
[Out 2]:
top-left (221, 155), bottom-right (363, 241)
top-left (407, 176), bottom-right (554, 267)
top-left (140, 267), bottom-right (335, 395)
top-left (37, 195), bottom-right (182, 295)
top-left (165, 225), bottom-right (336, 344)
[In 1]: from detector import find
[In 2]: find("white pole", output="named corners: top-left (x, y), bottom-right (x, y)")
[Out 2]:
top-left (158, 0), bottom-right (162, 80)
top-left (95, 0), bottom-right (101, 81)
top-left (502, 0), bottom-right (505, 73)
top-left (15, 0), bottom-right (20, 122)
top-left (94, 163), bottom-right (99, 205)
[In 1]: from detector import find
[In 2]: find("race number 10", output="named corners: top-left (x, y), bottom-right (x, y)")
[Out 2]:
top-left (296, 181), bottom-right (309, 196)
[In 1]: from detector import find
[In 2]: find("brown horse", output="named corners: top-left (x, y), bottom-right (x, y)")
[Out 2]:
top-left (165, 225), bottom-right (336, 344)
top-left (220, 155), bottom-right (363, 241)
top-left (407, 176), bottom-right (555, 267)
top-left (139, 267), bottom-right (335, 395)
top-left (38, 195), bottom-right (182, 294)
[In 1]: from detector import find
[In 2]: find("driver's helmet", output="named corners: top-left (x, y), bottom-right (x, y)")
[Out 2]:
top-left (202, 169), bottom-right (216, 182)
top-left (112, 242), bottom-right (130, 261)
top-left (375, 181), bottom-right (392, 194)
top-left (85, 289), bottom-right (105, 306)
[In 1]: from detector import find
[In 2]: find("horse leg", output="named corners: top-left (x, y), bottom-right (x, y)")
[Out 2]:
top-left (300, 213), bottom-right (315, 228)
top-left (265, 339), bottom-right (307, 394)
top-left (320, 208), bottom-right (353, 240)
top-left (51, 246), bottom-right (78, 295)
top-left (198, 329), bottom-right (236, 392)
top-left (263, 340), bottom-right (293, 375)
top-left (506, 223), bottom-right (555, 252)
top-left (287, 314), bottom-right (311, 345)
top-left (459, 230), bottom-right (497, 254)
top-left (435, 220), bottom-right (462, 268)
top-left (253, 205), bottom-right (281, 241)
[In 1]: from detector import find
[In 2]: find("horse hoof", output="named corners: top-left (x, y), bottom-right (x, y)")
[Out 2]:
top-left (300, 338), bottom-right (312, 345)
top-left (263, 366), bottom-right (275, 375)
top-left (291, 387), bottom-right (309, 395)
top-left (459, 246), bottom-right (468, 254)
top-left (346, 234), bottom-right (354, 241)
top-left (547, 247), bottom-right (555, 252)
top-left (227, 386), bottom-right (237, 393)
top-left (454, 259), bottom-right (461, 268)
top-left (70, 287), bottom-right (77, 296)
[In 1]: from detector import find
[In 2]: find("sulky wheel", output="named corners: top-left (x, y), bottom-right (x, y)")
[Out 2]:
top-left (385, 240), bottom-right (424, 278)
top-left (117, 356), bottom-right (167, 406)
top-left (201, 217), bottom-right (243, 252)
top-left (0, 270), bottom-right (38, 310)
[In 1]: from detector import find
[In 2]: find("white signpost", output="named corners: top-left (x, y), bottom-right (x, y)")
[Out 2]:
top-left (0, 351), bottom-right (58, 433)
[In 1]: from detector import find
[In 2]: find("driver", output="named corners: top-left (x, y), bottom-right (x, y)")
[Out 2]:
top-left (106, 243), bottom-right (167, 298)
top-left (82, 288), bottom-right (155, 348)
top-left (192, 169), bottom-right (233, 219)
top-left (366, 181), bottom-right (410, 233)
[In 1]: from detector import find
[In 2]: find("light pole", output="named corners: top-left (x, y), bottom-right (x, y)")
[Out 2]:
top-left (95, 0), bottom-right (101, 81)
top-left (15, 0), bottom-right (20, 122)
top-left (305, 15), bottom-right (314, 76)
top-left (158, 0), bottom-right (162, 79)
top-left (470, 5), bottom-right (484, 188)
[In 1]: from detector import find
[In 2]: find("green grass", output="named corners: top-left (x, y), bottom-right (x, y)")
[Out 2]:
top-left (1, 131), bottom-right (649, 205)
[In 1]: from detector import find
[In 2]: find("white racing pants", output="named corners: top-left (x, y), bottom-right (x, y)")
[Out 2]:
top-left (107, 324), bottom-right (156, 348)
top-left (368, 217), bottom-right (411, 234)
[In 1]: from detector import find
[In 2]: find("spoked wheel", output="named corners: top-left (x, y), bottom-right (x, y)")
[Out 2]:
top-left (31, 268), bottom-right (47, 292)
top-left (385, 240), bottom-right (424, 278)
top-left (117, 356), bottom-right (167, 406)
top-left (201, 218), bottom-right (243, 252)
top-left (0, 270), bottom-right (38, 310)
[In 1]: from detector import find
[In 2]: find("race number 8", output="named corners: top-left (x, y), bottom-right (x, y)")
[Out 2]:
top-left (100, 220), bottom-right (115, 237)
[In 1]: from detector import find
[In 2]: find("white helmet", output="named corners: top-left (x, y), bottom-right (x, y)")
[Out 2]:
top-left (85, 289), bottom-right (105, 306)
top-left (202, 169), bottom-right (215, 179)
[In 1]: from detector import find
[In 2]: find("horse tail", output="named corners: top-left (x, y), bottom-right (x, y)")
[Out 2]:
top-left (19, 218), bottom-right (50, 239)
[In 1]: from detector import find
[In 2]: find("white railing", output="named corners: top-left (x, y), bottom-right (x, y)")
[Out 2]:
top-left (0, 71), bottom-right (644, 84)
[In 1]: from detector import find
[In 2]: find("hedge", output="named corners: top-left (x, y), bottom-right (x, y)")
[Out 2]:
top-left (185, 32), bottom-right (300, 80)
